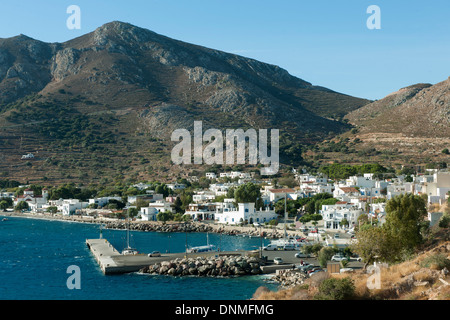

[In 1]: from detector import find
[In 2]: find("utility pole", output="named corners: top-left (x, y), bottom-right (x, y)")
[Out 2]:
top-left (284, 193), bottom-right (287, 241)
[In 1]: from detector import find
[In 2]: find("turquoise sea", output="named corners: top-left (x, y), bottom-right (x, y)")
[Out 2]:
top-left (0, 215), bottom-right (278, 300)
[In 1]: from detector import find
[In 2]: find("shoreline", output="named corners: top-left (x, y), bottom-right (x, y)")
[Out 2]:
top-left (1, 211), bottom-right (305, 239)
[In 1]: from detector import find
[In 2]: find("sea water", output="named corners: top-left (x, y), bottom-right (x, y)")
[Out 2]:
top-left (0, 216), bottom-right (278, 300)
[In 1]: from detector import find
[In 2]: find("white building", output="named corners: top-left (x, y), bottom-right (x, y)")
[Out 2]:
top-left (428, 212), bottom-right (444, 227)
top-left (321, 203), bottom-right (363, 230)
top-left (421, 172), bottom-right (450, 205)
top-left (89, 196), bottom-right (122, 208)
top-left (333, 186), bottom-right (360, 201)
top-left (345, 175), bottom-right (375, 189)
top-left (166, 183), bottom-right (186, 191)
top-left (267, 188), bottom-right (297, 202)
top-left (62, 199), bottom-right (89, 216)
top-left (127, 193), bottom-right (163, 204)
top-left (14, 188), bottom-right (49, 212)
top-left (184, 203), bottom-right (216, 221)
top-left (216, 202), bottom-right (277, 225)
top-left (139, 201), bottom-right (173, 221)
top-left (192, 191), bottom-right (216, 203)
top-left (209, 183), bottom-right (236, 196)
top-left (205, 172), bottom-right (217, 179)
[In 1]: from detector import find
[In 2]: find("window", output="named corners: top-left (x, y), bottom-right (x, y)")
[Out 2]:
top-left (245, 208), bottom-right (248, 213)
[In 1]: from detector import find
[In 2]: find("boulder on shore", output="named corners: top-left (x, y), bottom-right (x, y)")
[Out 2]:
top-left (139, 255), bottom-right (262, 278)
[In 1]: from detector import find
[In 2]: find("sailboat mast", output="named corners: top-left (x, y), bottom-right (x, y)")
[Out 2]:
top-left (284, 193), bottom-right (287, 240)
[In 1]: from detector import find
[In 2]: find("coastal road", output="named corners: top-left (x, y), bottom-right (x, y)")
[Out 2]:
top-left (261, 250), bottom-right (364, 269)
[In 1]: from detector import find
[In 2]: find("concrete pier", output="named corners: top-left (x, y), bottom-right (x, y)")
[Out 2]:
top-left (86, 239), bottom-right (156, 274)
top-left (86, 238), bottom-right (252, 275)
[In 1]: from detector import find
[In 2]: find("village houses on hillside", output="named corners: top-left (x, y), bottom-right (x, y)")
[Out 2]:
top-left (4, 169), bottom-right (449, 230)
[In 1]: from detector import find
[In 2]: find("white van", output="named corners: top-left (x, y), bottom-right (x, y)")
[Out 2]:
top-left (263, 244), bottom-right (278, 251)
top-left (283, 243), bottom-right (296, 251)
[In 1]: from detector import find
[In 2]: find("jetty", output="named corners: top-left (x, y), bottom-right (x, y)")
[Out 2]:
top-left (86, 238), bottom-right (257, 275)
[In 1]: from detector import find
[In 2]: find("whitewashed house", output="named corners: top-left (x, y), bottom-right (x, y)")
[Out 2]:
top-left (184, 203), bottom-right (217, 221)
top-left (216, 202), bottom-right (277, 225)
top-left (127, 193), bottom-right (163, 204)
top-left (421, 171), bottom-right (450, 205)
top-left (89, 196), bottom-right (122, 208)
top-left (167, 183), bottom-right (186, 191)
top-left (205, 172), bottom-right (217, 179)
top-left (192, 191), bottom-right (216, 203)
top-left (138, 201), bottom-right (173, 221)
top-left (61, 199), bottom-right (89, 216)
top-left (321, 203), bottom-right (362, 230)
top-left (267, 188), bottom-right (297, 202)
top-left (14, 188), bottom-right (49, 212)
top-left (333, 186), bottom-right (360, 201)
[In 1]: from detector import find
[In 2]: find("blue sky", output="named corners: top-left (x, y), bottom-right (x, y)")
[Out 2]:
top-left (0, 0), bottom-right (449, 100)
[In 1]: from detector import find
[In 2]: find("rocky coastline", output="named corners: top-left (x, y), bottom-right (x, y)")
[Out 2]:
top-left (6, 211), bottom-right (302, 240)
top-left (139, 255), bottom-right (263, 277)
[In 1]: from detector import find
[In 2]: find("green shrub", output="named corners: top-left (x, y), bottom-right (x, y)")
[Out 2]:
top-left (419, 253), bottom-right (450, 270)
top-left (438, 215), bottom-right (450, 228)
top-left (315, 277), bottom-right (355, 300)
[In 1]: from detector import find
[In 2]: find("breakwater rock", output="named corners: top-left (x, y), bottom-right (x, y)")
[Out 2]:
top-left (103, 221), bottom-right (283, 239)
top-left (139, 255), bottom-right (263, 277)
top-left (271, 270), bottom-right (307, 288)
top-left (104, 221), bottom-right (214, 233)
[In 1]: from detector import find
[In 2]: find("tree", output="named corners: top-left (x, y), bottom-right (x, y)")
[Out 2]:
top-left (233, 182), bottom-right (263, 207)
top-left (384, 193), bottom-right (427, 253)
top-left (439, 214), bottom-right (450, 228)
top-left (155, 184), bottom-right (170, 198)
top-left (0, 197), bottom-right (13, 208)
top-left (315, 278), bottom-right (355, 300)
top-left (127, 207), bottom-right (139, 218)
top-left (157, 210), bottom-right (173, 224)
top-left (0, 200), bottom-right (9, 211)
top-left (46, 206), bottom-right (58, 214)
top-left (352, 226), bottom-right (402, 268)
top-left (173, 197), bottom-right (184, 214)
top-left (318, 247), bottom-right (336, 268)
top-left (15, 201), bottom-right (29, 211)
top-left (442, 148), bottom-right (449, 155)
top-left (340, 218), bottom-right (350, 228)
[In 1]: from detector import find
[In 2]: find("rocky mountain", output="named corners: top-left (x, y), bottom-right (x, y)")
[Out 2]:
top-left (346, 80), bottom-right (450, 138)
top-left (336, 79), bottom-right (450, 167)
top-left (0, 21), bottom-right (371, 184)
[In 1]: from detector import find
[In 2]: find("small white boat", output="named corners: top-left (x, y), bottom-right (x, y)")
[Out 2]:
top-left (122, 247), bottom-right (139, 255)
top-left (121, 214), bottom-right (138, 255)
top-left (187, 233), bottom-right (216, 253)
top-left (187, 244), bottom-right (216, 253)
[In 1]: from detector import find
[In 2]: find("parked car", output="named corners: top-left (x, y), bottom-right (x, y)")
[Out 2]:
top-left (309, 269), bottom-right (325, 276)
top-left (334, 234), bottom-right (340, 239)
top-left (350, 255), bottom-right (362, 262)
top-left (295, 252), bottom-right (311, 258)
top-left (307, 267), bottom-right (322, 275)
top-left (331, 254), bottom-right (349, 262)
top-left (273, 257), bottom-right (283, 265)
top-left (295, 262), bottom-right (311, 269)
top-left (299, 264), bottom-right (316, 273)
top-left (148, 251), bottom-right (161, 257)
top-left (283, 244), bottom-right (296, 251)
top-left (263, 244), bottom-right (278, 251)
